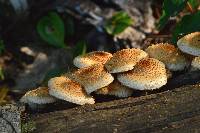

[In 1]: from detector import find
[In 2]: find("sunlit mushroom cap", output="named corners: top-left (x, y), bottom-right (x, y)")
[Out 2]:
top-left (177, 32), bottom-right (200, 56)
top-left (48, 76), bottom-right (95, 105)
top-left (191, 56), bottom-right (200, 70)
top-left (117, 58), bottom-right (167, 90)
top-left (69, 64), bottom-right (114, 94)
top-left (73, 51), bottom-right (113, 68)
top-left (20, 87), bottom-right (56, 104)
top-left (145, 43), bottom-right (189, 71)
top-left (96, 80), bottom-right (133, 98)
top-left (105, 48), bottom-right (148, 73)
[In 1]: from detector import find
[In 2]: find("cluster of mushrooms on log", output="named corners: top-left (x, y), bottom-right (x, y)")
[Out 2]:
top-left (20, 32), bottom-right (200, 107)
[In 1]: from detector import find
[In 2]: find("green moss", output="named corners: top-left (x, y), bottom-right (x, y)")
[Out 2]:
top-left (22, 120), bottom-right (36, 133)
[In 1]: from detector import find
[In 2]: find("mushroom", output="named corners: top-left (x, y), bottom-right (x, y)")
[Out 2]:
top-left (177, 32), bottom-right (200, 56)
top-left (67, 64), bottom-right (114, 94)
top-left (73, 51), bottom-right (113, 68)
top-left (191, 56), bottom-right (200, 71)
top-left (48, 76), bottom-right (95, 105)
top-left (95, 80), bottom-right (133, 98)
top-left (117, 58), bottom-right (167, 90)
top-left (145, 43), bottom-right (189, 71)
top-left (105, 48), bottom-right (148, 73)
top-left (20, 87), bottom-right (56, 109)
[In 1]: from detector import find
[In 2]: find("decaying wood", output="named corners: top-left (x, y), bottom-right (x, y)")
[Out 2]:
top-left (32, 81), bottom-right (200, 133)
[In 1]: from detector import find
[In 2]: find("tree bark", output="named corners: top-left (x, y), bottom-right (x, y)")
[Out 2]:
top-left (32, 82), bottom-right (200, 133)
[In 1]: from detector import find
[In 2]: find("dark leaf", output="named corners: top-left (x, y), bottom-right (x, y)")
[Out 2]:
top-left (157, 0), bottom-right (188, 30)
top-left (73, 41), bottom-right (87, 57)
top-left (188, 0), bottom-right (200, 9)
top-left (37, 12), bottom-right (65, 48)
top-left (43, 68), bottom-right (65, 85)
top-left (172, 11), bottom-right (200, 43)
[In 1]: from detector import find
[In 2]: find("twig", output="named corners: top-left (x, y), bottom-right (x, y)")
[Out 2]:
top-left (187, 2), bottom-right (194, 13)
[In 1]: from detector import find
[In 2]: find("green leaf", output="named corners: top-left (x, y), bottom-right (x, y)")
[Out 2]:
top-left (37, 12), bottom-right (65, 48)
top-left (73, 41), bottom-right (87, 57)
top-left (172, 11), bottom-right (200, 43)
top-left (188, 0), bottom-right (200, 9)
top-left (0, 40), bottom-right (5, 55)
top-left (104, 11), bottom-right (133, 35)
top-left (157, 0), bottom-right (188, 30)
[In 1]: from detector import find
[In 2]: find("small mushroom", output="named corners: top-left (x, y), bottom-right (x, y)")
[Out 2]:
top-left (177, 32), bottom-right (200, 56)
top-left (73, 51), bottom-right (113, 68)
top-left (48, 76), bottom-right (95, 105)
top-left (191, 56), bottom-right (200, 71)
top-left (96, 80), bottom-right (133, 98)
top-left (105, 48), bottom-right (148, 73)
top-left (67, 64), bottom-right (114, 94)
top-left (20, 87), bottom-right (56, 109)
top-left (117, 58), bottom-right (167, 90)
top-left (145, 43), bottom-right (189, 71)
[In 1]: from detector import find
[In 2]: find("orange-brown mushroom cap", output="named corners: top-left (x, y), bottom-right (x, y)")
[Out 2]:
top-left (73, 51), bottom-right (112, 68)
top-left (177, 32), bottom-right (200, 56)
top-left (105, 48), bottom-right (148, 73)
top-left (20, 87), bottom-right (56, 104)
top-left (145, 43), bottom-right (189, 71)
top-left (48, 76), bottom-right (95, 105)
top-left (96, 80), bottom-right (133, 97)
top-left (69, 64), bottom-right (114, 94)
top-left (117, 58), bottom-right (167, 90)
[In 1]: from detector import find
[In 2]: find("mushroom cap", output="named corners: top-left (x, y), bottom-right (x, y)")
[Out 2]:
top-left (191, 56), bottom-right (200, 70)
top-left (117, 58), bottom-right (167, 90)
top-left (177, 32), bottom-right (200, 56)
top-left (105, 48), bottom-right (148, 73)
top-left (20, 87), bottom-right (56, 104)
top-left (73, 51), bottom-right (113, 68)
top-left (145, 43), bottom-right (189, 71)
top-left (96, 80), bottom-right (133, 98)
top-left (69, 64), bottom-right (114, 94)
top-left (48, 76), bottom-right (95, 105)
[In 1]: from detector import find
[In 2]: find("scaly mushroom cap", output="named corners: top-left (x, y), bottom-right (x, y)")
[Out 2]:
top-left (73, 51), bottom-right (113, 68)
top-left (191, 56), bottom-right (200, 70)
top-left (177, 32), bottom-right (200, 56)
top-left (48, 76), bottom-right (95, 105)
top-left (117, 58), bottom-right (167, 90)
top-left (96, 80), bottom-right (133, 98)
top-left (105, 48), bottom-right (148, 73)
top-left (145, 43), bottom-right (188, 71)
top-left (68, 64), bottom-right (114, 94)
top-left (20, 87), bottom-right (56, 104)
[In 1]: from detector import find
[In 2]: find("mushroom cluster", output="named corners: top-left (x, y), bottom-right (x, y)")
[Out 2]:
top-left (20, 32), bottom-right (200, 106)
